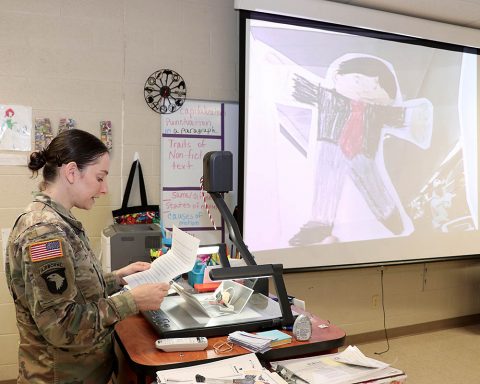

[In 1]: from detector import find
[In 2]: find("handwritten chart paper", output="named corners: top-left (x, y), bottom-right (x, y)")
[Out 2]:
top-left (161, 100), bottom-right (237, 245)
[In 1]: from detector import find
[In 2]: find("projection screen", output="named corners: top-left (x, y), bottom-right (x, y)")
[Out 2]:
top-left (236, 0), bottom-right (480, 270)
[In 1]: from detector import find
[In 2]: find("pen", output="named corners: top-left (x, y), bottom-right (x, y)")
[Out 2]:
top-left (275, 364), bottom-right (310, 384)
top-left (195, 374), bottom-right (252, 384)
top-left (160, 377), bottom-right (238, 384)
top-left (196, 376), bottom-right (231, 384)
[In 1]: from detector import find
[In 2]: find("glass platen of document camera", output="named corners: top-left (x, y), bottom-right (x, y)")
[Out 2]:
top-left (143, 263), bottom-right (294, 338)
top-left (171, 279), bottom-right (254, 317)
top-left (142, 151), bottom-right (295, 338)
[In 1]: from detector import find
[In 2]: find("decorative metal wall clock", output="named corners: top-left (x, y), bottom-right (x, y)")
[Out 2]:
top-left (144, 69), bottom-right (187, 114)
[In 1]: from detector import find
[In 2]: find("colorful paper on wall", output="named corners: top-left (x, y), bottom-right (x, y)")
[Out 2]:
top-left (0, 104), bottom-right (32, 151)
top-left (34, 118), bottom-right (54, 151)
top-left (58, 118), bottom-right (77, 134)
top-left (100, 120), bottom-right (112, 150)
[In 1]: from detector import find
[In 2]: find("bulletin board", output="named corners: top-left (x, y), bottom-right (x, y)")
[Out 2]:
top-left (160, 99), bottom-right (238, 245)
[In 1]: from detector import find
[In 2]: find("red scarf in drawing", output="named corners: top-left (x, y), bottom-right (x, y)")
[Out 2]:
top-left (338, 100), bottom-right (366, 159)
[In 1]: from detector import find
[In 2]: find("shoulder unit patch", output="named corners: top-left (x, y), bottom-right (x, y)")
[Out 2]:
top-left (40, 262), bottom-right (68, 294)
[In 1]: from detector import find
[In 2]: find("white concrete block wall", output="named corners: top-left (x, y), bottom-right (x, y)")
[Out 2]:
top-left (0, 0), bottom-right (238, 380)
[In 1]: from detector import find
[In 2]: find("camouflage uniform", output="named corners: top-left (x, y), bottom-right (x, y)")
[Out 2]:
top-left (5, 193), bottom-right (138, 383)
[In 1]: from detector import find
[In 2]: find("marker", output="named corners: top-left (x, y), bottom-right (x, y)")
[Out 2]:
top-left (195, 374), bottom-right (253, 384)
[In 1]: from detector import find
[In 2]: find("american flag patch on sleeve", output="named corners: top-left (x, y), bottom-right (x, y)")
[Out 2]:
top-left (29, 239), bottom-right (64, 262)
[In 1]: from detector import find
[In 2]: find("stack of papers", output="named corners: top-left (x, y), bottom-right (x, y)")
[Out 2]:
top-left (333, 345), bottom-right (387, 369)
top-left (228, 331), bottom-right (273, 353)
top-left (272, 345), bottom-right (405, 384)
top-left (124, 226), bottom-right (200, 288)
top-left (156, 353), bottom-right (288, 384)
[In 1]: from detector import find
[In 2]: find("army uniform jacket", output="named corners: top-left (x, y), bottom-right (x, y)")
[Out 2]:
top-left (5, 194), bottom-right (138, 383)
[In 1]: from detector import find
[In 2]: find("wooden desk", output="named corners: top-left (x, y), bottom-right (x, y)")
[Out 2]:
top-left (114, 312), bottom-right (345, 384)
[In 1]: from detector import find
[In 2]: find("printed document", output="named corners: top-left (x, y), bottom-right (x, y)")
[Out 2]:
top-left (333, 345), bottom-right (388, 369)
top-left (124, 226), bottom-right (200, 288)
top-left (272, 347), bottom-right (392, 384)
top-left (157, 353), bottom-right (287, 384)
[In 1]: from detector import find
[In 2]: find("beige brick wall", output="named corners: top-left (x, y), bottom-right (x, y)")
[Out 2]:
top-left (0, 1), bottom-right (479, 382)
top-left (284, 260), bottom-right (480, 336)
top-left (0, 0), bottom-right (238, 380)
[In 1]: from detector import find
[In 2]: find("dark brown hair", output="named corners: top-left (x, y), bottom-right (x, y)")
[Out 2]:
top-left (337, 57), bottom-right (397, 99)
top-left (28, 129), bottom-right (109, 190)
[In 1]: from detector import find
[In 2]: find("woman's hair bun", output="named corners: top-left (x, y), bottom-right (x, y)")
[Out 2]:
top-left (28, 150), bottom-right (47, 172)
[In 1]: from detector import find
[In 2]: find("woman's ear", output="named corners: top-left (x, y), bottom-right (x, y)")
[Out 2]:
top-left (63, 161), bottom-right (78, 184)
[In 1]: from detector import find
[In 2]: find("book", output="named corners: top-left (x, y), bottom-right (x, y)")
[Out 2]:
top-left (256, 329), bottom-right (292, 347)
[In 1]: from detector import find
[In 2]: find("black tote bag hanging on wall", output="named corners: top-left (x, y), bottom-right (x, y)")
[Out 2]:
top-left (112, 160), bottom-right (160, 225)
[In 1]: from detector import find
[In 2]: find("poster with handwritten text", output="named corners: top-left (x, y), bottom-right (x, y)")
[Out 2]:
top-left (161, 100), bottom-right (238, 246)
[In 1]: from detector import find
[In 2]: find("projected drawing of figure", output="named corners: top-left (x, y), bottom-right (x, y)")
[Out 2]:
top-left (287, 53), bottom-right (433, 246)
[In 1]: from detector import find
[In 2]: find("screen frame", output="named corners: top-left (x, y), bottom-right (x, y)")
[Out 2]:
top-left (237, 6), bottom-right (480, 272)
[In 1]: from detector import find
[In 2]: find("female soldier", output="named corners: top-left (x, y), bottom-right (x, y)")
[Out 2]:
top-left (5, 129), bottom-right (170, 383)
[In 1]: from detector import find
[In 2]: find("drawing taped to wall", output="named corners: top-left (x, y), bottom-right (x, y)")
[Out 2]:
top-left (0, 104), bottom-right (32, 151)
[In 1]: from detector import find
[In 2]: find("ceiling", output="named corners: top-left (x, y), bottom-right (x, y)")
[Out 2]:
top-left (326, 0), bottom-right (480, 29)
